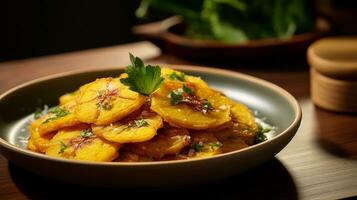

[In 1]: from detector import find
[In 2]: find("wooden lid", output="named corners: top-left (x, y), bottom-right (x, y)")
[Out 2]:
top-left (308, 37), bottom-right (357, 80)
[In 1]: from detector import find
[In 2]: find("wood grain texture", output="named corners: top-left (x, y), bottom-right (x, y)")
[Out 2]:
top-left (0, 42), bottom-right (357, 200)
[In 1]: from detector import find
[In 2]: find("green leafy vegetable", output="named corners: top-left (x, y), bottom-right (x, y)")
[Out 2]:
top-left (58, 141), bottom-right (68, 154)
top-left (120, 53), bottom-right (164, 96)
top-left (169, 72), bottom-right (185, 81)
top-left (42, 107), bottom-right (70, 124)
top-left (80, 129), bottom-right (94, 138)
top-left (137, 0), bottom-right (314, 43)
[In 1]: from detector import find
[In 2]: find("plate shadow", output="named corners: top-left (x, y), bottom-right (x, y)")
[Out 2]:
top-left (9, 158), bottom-right (298, 200)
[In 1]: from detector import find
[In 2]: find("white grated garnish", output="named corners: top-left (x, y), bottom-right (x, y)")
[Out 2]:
top-left (219, 104), bottom-right (227, 110)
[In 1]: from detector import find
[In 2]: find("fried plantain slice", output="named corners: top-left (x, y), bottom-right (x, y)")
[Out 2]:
top-left (230, 100), bottom-right (258, 131)
top-left (59, 90), bottom-right (79, 106)
top-left (92, 109), bottom-right (163, 143)
top-left (74, 77), bottom-right (147, 125)
top-left (151, 78), bottom-right (231, 130)
top-left (45, 125), bottom-right (119, 161)
top-left (27, 127), bottom-right (56, 153)
top-left (161, 68), bottom-right (209, 88)
top-left (218, 99), bottom-right (258, 146)
top-left (129, 126), bottom-right (191, 158)
top-left (31, 101), bottom-right (81, 136)
top-left (116, 149), bottom-right (154, 162)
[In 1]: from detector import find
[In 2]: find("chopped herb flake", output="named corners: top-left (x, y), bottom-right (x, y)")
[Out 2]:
top-left (58, 141), bottom-right (68, 154)
top-left (169, 87), bottom-right (213, 114)
top-left (128, 119), bottom-right (149, 128)
top-left (202, 99), bottom-right (213, 114)
top-left (33, 105), bottom-right (49, 119)
top-left (169, 72), bottom-right (185, 81)
top-left (120, 53), bottom-right (164, 96)
top-left (80, 129), bottom-right (94, 138)
top-left (256, 124), bottom-right (270, 143)
top-left (193, 142), bottom-right (204, 152)
top-left (34, 108), bottom-right (44, 119)
top-left (170, 90), bottom-right (183, 105)
top-left (208, 141), bottom-right (223, 150)
top-left (42, 107), bottom-right (70, 124)
top-left (96, 102), bottom-right (113, 110)
top-left (183, 84), bottom-right (193, 95)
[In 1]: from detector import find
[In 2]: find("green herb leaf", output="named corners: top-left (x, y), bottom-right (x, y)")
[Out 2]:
top-left (42, 107), bottom-right (70, 124)
top-left (96, 102), bottom-right (113, 110)
top-left (33, 105), bottom-right (49, 119)
top-left (256, 131), bottom-right (267, 143)
top-left (170, 90), bottom-right (183, 105)
top-left (120, 53), bottom-right (164, 96)
top-left (193, 142), bottom-right (204, 152)
top-left (80, 129), bottom-right (94, 138)
top-left (208, 141), bottom-right (223, 150)
top-left (202, 99), bottom-right (213, 114)
top-left (256, 124), bottom-right (269, 143)
top-left (128, 119), bottom-right (149, 128)
top-left (34, 108), bottom-right (44, 119)
top-left (183, 84), bottom-right (193, 95)
top-left (58, 141), bottom-right (68, 154)
top-left (169, 72), bottom-right (185, 81)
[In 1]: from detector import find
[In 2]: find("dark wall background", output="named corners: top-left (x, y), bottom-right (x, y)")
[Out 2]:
top-left (1, 0), bottom-right (142, 62)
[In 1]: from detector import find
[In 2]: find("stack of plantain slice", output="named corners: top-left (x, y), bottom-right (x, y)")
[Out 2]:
top-left (28, 66), bottom-right (258, 162)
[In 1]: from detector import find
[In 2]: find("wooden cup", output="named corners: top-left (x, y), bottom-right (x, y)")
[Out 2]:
top-left (308, 37), bottom-right (357, 112)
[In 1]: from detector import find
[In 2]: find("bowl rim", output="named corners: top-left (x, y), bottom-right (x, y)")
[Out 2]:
top-left (0, 65), bottom-right (302, 166)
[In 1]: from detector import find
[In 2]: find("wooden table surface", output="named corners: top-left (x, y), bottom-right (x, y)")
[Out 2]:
top-left (1, 41), bottom-right (357, 200)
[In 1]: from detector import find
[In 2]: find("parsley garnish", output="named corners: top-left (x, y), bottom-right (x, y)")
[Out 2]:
top-left (256, 124), bottom-right (270, 143)
top-left (96, 102), bottom-right (113, 110)
top-left (42, 107), bottom-right (70, 124)
top-left (170, 89), bottom-right (184, 105)
top-left (193, 141), bottom-right (222, 152)
top-left (169, 72), bottom-right (185, 81)
top-left (208, 141), bottom-right (223, 150)
top-left (169, 85), bottom-right (192, 105)
top-left (34, 108), bottom-right (44, 119)
top-left (58, 141), bottom-right (68, 154)
top-left (202, 99), bottom-right (213, 114)
top-left (33, 105), bottom-right (49, 119)
top-left (120, 53), bottom-right (164, 96)
top-left (169, 86), bottom-right (213, 114)
top-left (193, 142), bottom-right (204, 152)
top-left (183, 84), bottom-right (193, 95)
top-left (80, 129), bottom-right (94, 138)
top-left (128, 119), bottom-right (149, 128)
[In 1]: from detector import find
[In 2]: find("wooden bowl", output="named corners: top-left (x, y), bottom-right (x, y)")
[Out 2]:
top-left (134, 17), bottom-right (328, 61)
top-left (308, 37), bottom-right (357, 112)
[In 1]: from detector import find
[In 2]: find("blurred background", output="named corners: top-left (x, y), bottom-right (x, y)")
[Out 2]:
top-left (1, 0), bottom-right (357, 62)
